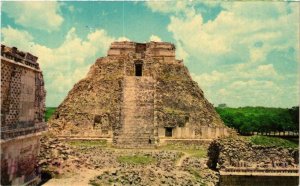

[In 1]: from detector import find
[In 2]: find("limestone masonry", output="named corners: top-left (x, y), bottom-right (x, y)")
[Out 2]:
top-left (49, 41), bottom-right (231, 147)
top-left (1, 45), bottom-right (47, 185)
top-left (207, 138), bottom-right (299, 179)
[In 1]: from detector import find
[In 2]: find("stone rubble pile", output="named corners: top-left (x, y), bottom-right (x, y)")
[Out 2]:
top-left (180, 157), bottom-right (219, 185)
top-left (90, 167), bottom-right (204, 186)
top-left (207, 137), bottom-right (299, 170)
top-left (38, 136), bottom-right (220, 185)
top-left (38, 136), bottom-right (85, 176)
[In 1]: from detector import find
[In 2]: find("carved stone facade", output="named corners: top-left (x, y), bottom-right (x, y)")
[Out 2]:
top-left (49, 41), bottom-right (231, 147)
top-left (1, 45), bottom-right (46, 185)
top-left (207, 138), bottom-right (299, 177)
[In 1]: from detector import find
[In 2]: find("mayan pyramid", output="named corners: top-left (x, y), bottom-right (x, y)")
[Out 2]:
top-left (48, 41), bottom-right (231, 147)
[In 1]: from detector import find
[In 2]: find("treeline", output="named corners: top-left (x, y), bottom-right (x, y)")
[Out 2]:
top-left (216, 106), bottom-right (299, 136)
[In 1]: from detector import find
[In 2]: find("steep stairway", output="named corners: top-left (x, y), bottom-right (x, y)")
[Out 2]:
top-left (115, 76), bottom-right (155, 148)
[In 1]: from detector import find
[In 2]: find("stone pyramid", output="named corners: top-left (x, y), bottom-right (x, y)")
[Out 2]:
top-left (48, 41), bottom-right (231, 147)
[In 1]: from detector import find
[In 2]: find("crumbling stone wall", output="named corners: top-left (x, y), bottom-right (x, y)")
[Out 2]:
top-left (50, 58), bottom-right (124, 137)
top-left (154, 61), bottom-right (227, 139)
top-left (49, 41), bottom-right (231, 145)
top-left (1, 45), bottom-right (46, 185)
top-left (207, 137), bottom-right (299, 170)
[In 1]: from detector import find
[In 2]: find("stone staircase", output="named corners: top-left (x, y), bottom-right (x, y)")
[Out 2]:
top-left (115, 76), bottom-right (155, 148)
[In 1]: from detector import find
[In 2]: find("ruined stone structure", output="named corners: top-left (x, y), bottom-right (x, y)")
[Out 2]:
top-left (49, 41), bottom-right (231, 147)
top-left (207, 138), bottom-right (299, 179)
top-left (1, 45), bottom-right (46, 185)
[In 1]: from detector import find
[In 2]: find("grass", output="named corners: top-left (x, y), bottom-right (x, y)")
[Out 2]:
top-left (67, 140), bottom-right (107, 147)
top-left (117, 155), bottom-right (155, 165)
top-left (187, 167), bottom-right (202, 180)
top-left (184, 148), bottom-right (207, 159)
top-left (249, 135), bottom-right (298, 149)
top-left (159, 143), bottom-right (207, 158)
top-left (45, 107), bottom-right (57, 121)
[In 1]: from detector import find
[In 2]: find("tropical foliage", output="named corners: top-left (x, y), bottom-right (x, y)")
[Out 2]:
top-left (216, 106), bottom-right (299, 135)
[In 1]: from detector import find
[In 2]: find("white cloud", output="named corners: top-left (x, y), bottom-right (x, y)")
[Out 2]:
top-left (2, 26), bottom-right (116, 106)
top-left (3, 2), bottom-right (63, 32)
top-left (146, 2), bottom-right (299, 107)
top-left (192, 70), bottom-right (226, 89)
top-left (168, 12), bottom-right (230, 58)
top-left (256, 64), bottom-right (277, 77)
top-left (149, 35), bottom-right (162, 42)
top-left (1, 26), bottom-right (34, 48)
top-left (166, 2), bottom-right (299, 66)
top-left (175, 42), bottom-right (189, 61)
top-left (146, 1), bottom-right (190, 14)
top-left (117, 37), bottom-right (130, 41)
top-left (229, 80), bottom-right (275, 90)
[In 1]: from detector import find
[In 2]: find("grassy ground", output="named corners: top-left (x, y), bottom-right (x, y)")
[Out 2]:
top-left (117, 155), bottom-right (155, 165)
top-left (45, 107), bottom-right (56, 121)
top-left (67, 140), bottom-right (107, 147)
top-left (249, 135), bottom-right (298, 148)
top-left (159, 143), bottom-right (207, 158)
top-left (187, 167), bottom-right (202, 182)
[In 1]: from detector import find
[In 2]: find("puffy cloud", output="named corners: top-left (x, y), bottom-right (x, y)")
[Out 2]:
top-left (146, 1), bottom-right (299, 107)
top-left (229, 80), bottom-right (276, 90)
top-left (2, 2), bottom-right (63, 32)
top-left (149, 35), bottom-right (162, 42)
top-left (1, 26), bottom-right (34, 48)
top-left (2, 26), bottom-right (116, 106)
top-left (222, 79), bottom-right (292, 107)
top-left (191, 71), bottom-right (226, 89)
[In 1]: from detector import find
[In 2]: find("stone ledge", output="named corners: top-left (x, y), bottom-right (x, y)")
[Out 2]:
top-left (1, 124), bottom-right (47, 141)
top-left (1, 56), bottom-right (41, 72)
top-left (0, 131), bottom-right (45, 144)
top-left (220, 170), bottom-right (299, 177)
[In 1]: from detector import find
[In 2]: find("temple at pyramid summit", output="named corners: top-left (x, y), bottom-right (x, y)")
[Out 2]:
top-left (49, 41), bottom-right (232, 147)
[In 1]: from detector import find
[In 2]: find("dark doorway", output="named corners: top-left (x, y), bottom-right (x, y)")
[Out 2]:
top-left (165, 127), bottom-right (173, 137)
top-left (135, 64), bottom-right (142, 76)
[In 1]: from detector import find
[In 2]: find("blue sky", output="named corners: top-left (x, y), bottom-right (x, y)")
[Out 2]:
top-left (1, 1), bottom-right (299, 108)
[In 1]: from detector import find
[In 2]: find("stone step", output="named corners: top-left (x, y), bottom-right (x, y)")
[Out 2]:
top-left (115, 76), bottom-right (155, 147)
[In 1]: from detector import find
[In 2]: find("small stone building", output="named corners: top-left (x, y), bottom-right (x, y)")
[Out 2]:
top-left (49, 41), bottom-right (230, 147)
top-left (1, 45), bottom-right (46, 185)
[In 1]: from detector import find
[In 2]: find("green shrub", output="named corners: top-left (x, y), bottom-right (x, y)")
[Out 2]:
top-left (250, 135), bottom-right (298, 148)
top-left (216, 106), bottom-right (299, 135)
top-left (45, 107), bottom-right (57, 121)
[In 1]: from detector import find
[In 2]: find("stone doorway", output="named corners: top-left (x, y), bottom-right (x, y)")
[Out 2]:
top-left (165, 127), bottom-right (173, 137)
top-left (135, 64), bottom-right (142, 76)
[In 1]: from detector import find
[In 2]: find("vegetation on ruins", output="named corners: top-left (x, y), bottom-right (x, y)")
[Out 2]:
top-left (117, 155), bottom-right (156, 165)
top-left (159, 143), bottom-right (207, 159)
top-left (45, 107), bottom-right (56, 121)
top-left (216, 106), bottom-right (299, 135)
top-left (67, 140), bottom-right (107, 147)
top-left (249, 135), bottom-right (298, 149)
